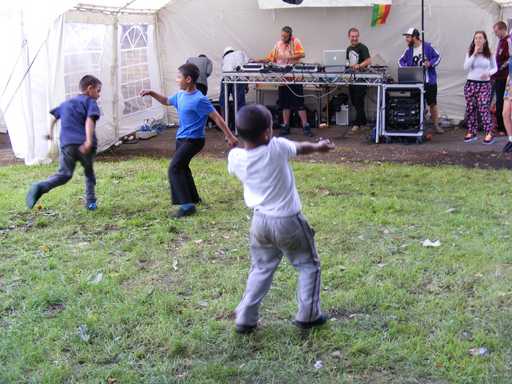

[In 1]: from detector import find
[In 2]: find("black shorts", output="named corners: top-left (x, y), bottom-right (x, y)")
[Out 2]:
top-left (425, 83), bottom-right (437, 106)
top-left (278, 84), bottom-right (305, 110)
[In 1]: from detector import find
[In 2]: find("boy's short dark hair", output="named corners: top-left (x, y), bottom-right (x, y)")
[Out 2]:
top-left (178, 63), bottom-right (200, 83)
top-left (79, 75), bottom-right (102, 92)
top-left (236, 104), bottom-right (272, 143)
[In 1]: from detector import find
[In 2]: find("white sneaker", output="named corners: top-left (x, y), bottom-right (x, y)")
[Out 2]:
top-left (351, 125), bottom-right (360, 132)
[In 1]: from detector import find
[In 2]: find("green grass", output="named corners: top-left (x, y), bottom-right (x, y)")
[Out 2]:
top-left (0, 157), bottom-right (511, 383)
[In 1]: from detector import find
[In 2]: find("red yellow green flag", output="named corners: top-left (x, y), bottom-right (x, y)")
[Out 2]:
top-left (371, 4), bottom-right (392, 27)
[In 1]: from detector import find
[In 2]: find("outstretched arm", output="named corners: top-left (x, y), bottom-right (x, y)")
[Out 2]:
top-left (208, 110), bottom-right (239, 148)
top-left (140, 89), bottom-right (170, 106)
top-left (295, 139), bottom-right (335, 155)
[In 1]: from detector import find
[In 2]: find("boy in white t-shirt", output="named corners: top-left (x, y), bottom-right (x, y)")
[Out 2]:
top-left (228, 104), bottom-right (335, 334)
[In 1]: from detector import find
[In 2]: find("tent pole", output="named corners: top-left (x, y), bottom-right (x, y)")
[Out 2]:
top-left (154, 13), bottom-right (168, 124)
top-left (422, 0), bottom-right (425, 83)
top-left (113, 17), bottom-right (119, 141)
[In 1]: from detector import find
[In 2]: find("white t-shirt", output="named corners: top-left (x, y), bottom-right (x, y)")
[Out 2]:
top-left (228, 137), bottom-right (301, 217)
top-left (222, 50), bottom-right (250, 72)
top-left (412, 44), bottom-right (423, 66)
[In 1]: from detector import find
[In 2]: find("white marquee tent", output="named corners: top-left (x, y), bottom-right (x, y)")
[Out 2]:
top-left (1, 0), bottom-right (512, 164)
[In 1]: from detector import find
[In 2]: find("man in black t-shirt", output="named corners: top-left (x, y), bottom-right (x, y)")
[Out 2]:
top-left (346, 27), bottom-right (371, 132)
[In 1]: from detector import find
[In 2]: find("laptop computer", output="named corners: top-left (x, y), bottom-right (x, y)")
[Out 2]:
top-left (398, 67), bottom-right (424, 84)
top-left (324, 50), bottom-right (346, 72)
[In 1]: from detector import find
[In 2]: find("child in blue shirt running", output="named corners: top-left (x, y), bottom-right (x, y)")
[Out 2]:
top-left (141, 63), bottom-right (238, 217)
top-left (26, 75), bottom-right (102, 211)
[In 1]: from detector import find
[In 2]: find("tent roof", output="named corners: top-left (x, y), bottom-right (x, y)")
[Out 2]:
top-left (3, 0), bottom-right (171, 17)
top-left (74, 0), bottom-right (171, 10)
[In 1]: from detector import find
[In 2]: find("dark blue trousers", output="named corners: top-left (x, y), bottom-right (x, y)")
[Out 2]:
top-left (37, 144), bottom-right (96, 203)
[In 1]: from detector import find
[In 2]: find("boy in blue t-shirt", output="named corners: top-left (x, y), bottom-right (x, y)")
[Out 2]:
top-left (26, 75), bottom-right (102, 210)
top-left (141, 63), bottom-right (238, 217)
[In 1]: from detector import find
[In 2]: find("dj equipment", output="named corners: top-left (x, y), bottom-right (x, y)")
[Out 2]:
top-left (292, 63), bottom-right (320, 73)
top-left (323, 50), bottom-right (346, 66)
top-left (266, 64), bottom-right (293, 73)
top-left (238, 63), bottom-right (265, 72)
top-left (323, 49), bottom-right (346, 73)
top-left (238, 63), bottom-right (320, 73)
top-left (381, 84), bottom-right (425, 142)
top-left (398, 67), bottom-right (423, 84)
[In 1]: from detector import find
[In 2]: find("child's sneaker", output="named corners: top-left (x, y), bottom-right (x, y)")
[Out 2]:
top-left (293, 314), bottom-right (328, 330)
top-left (86, 201), bottom-right (97, 211)
top-left (26, 183), bottom-right (43, 209)
top-left (483, 133), bottom-right (495, 145)
top-left (464, 132), bottom-right (477, 143)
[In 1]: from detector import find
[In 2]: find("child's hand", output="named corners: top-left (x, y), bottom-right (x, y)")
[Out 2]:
top-left (79, 141), bottom-right (93, 155)
top-left (226, 135), bottom-right (239, 148)
top-left (316, 139), bottom-right (335, 152)
top-left (139, 89), bottom-right (152, 97)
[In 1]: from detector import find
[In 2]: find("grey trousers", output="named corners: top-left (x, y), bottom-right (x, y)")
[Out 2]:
top-left (235, 212), bottom-right (322, 326)
top-left (38, 144), bottom-right (96, 203)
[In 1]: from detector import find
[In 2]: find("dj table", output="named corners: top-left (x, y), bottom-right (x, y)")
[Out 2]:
top-left (221, 68), bottom-right (389, 142)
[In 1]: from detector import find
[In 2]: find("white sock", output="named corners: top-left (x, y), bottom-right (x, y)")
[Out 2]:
top-left (509, 136), bottom-right (512, 142)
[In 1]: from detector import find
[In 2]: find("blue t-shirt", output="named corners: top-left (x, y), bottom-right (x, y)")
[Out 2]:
top-left (168, 90), bottom-right (215, 139)
top-left (50, 94), bottom-right (101, 148)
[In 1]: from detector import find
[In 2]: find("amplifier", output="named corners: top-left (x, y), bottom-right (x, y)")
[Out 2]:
top-left (385, 88), bottom-right (422, 132)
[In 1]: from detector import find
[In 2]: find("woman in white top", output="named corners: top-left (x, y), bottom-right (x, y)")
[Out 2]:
top-left (463, 31), bottom-right (497, 144)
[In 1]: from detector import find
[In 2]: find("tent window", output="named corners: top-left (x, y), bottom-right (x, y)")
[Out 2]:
top-left (63, 23), bottom-right (105, 100)
top-left (120, 24), bottom-right (152, 116)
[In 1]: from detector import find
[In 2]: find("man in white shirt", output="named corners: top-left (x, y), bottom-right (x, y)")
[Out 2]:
top-left (228, 104), bottom-right (334, 334)
top-left (220, 46), bottom-right (249, 130)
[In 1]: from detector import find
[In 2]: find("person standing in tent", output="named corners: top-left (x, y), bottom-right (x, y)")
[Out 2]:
top-left (346, 27), bottom-right (372, 133)
top-left (140, 63), bottom-right (238, 218)
top-left (492, 21), bottom-right (512, 136)
top-left (186, 54), bottom-right (213, 96)
top-left (257, 26), bottom-right (313, 137)
top-left (399, 28), bottom-right (444, 135)
top-left (463, 31), bottom-right (497, 144)
top-left (220, 46), bottom-right (250, 131)
top-left (26, 75), bottom-right (102, 211)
